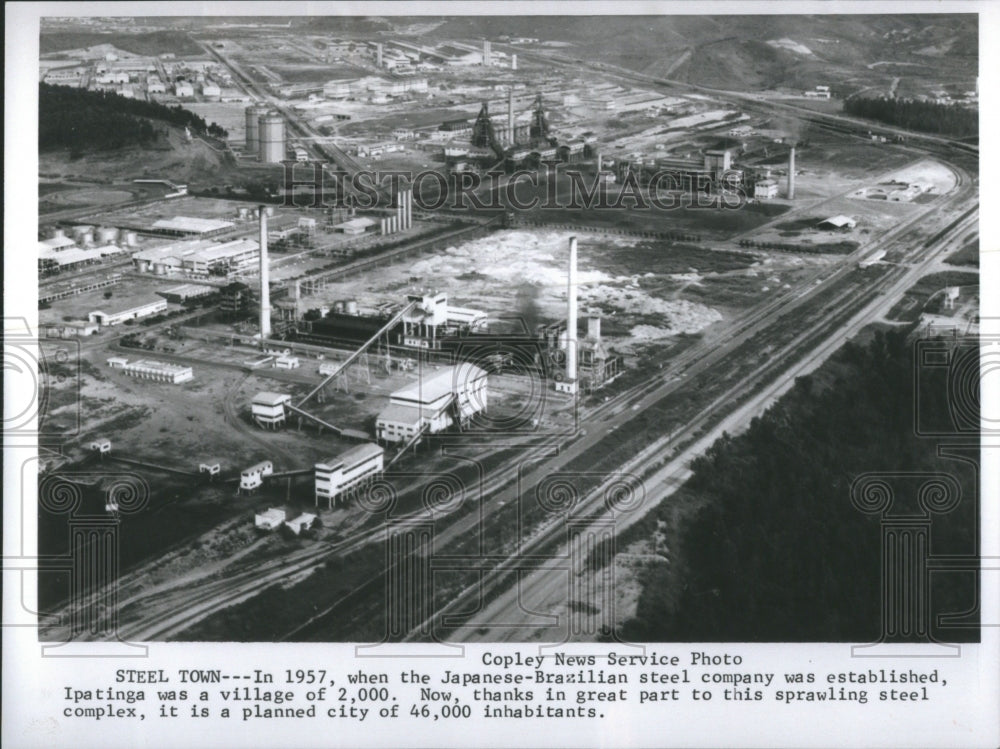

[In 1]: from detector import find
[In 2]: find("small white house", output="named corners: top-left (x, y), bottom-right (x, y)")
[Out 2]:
top-left (273, 355), bottom-right (300, 370)
top-left (90, 439), bottom-right (111, 454)
top-left (286, 513), bottom-right (317, 535)
top-left (254, 507), bottom-right (286, 531)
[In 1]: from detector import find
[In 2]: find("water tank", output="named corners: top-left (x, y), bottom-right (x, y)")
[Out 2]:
top-left (72, 225), bottom-right (93, 240)
top-left (97, 227), bottom-right (118, 243)
top-left (345, 300), bottom-right (359, 315)
top-left (124, 231), bottom-right (138, 246)
top-left (238, 206), bottom-right (250, 220)
top-left (333, 300), bottom-right (346, 313)
top-left (245, 103), bottom-right (270, 153)
top-left (152, 263), bottom-right (167, 275)
top-left (258, 113), bottom-right (285, 164)
top-left (79, 231), bottom-right (94, 245)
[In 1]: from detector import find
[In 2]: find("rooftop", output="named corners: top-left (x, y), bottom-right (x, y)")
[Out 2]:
top-left (151, 216), bottom-right (234, 234)
top-left (317, 441), bottom-right (384, 470)
top-left (391, 363), bottom-right (487, 406)
top-left (252, 391), bottom-right (291, 407)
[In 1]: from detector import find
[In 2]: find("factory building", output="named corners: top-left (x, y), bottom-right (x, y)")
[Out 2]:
top-left (88, 298), bottom-right (168, 327)
top-left (314, 443), bottom-right (385, 509)
top-left (157, 284), bottom-right (217, 303)
top-left (111, 358), bottom-right (194, 384)
top-left (251, 391), bottom-right (292, 429)
top-left (240, 461), bottom-right (274, 493)
top-left (376, 363), bottom-right (488, 444)
top-left (132, 237), bottom-right (259, 278)
top-left (149, 216), bottom-right (234, 238)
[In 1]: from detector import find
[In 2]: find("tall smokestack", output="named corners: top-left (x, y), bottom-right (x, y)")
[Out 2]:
top-left (787, 146), bottom-right (796, 200)
top-left (511, 54), bottom-right (517, 71)
top-left (376, 43), bottom-right (383, 68)
top-left (566, 236), bottom-right (578, 388)
top-left (508, 88), bottom-right (514, 146)
top-left (483, 40), bottom-right (491, 67)
top-left (258, 206), bottom-right (271, 341)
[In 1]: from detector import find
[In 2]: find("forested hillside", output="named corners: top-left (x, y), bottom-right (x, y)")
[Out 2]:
top-left (39, 83), bottom-right (228, 154)
top-left (622, 329), bottom-right (978, 642)
top-left (844, 96), bottom-right (978, 138)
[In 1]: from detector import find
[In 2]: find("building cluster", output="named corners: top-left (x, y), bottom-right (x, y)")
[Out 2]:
top-left (42, 48), bottom-right (237, 102)
top-left (321, 76), bottom-right (428, 101)
top-left (131, 236), bottom-right (260, 278)
top-left (37, 226), bottom-right (135, 275)
top-left (254, 507), bottom-right (317, 535)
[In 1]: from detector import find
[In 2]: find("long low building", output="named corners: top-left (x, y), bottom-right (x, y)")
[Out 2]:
top-left (315, 442), bottom-right (385, 508)
top-left (88, 298), bottom-right (168, 326)
top-left (376, 363), bottom-right (487, 444)
top-left (109, 358), bottom-right (194, 384)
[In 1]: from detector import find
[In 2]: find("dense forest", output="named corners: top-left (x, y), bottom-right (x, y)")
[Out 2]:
top-left (622, 329), bottom-right (979, 642)
top-left (39, 83), bottom-right (227, 154)
top-left (843, 96), bottom-right (978, 138)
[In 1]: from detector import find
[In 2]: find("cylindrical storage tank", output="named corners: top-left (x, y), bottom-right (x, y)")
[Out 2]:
top-left (265, 206), bottom-right (275, 217)
top-left (345, 300), bottom-right (359, 315)
top-left (72, 225), bottom-right (93, 240)
top-left (258, 113), bottom-right (285, 164)
top-left (51, 227), bottom-right (66, 239)
top-left (333, 301), bottom-right (346, 313)
top-left (152, 263), bottom-right (167, 275)
top-left (245, 103), bottom-right (270, 154)
top-left (79, 231), bottom-right (94, 245)
top-left (97, 227), bottom-right (118, 243)
top-left (124, 231), bottom-right (138, 246)
top-left (238, 207), bottom-right (250, 220)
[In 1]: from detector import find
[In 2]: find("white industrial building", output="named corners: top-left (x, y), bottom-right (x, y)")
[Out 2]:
top-left (376, 363), bottom-right (488, 444)
top-left (88, 298), bottom-right (168, 326)
top-left (150, 216), bottom-right (234, 237)
top-left (314, 442), bottom-right (385, 508)
top-left (132, 237), bottom-right (259, 278)
top-left (254, 507), bottom-right (286, 530)
top-left (111, 358), bottom-right (194, 384)
top-left (251, 391), bottom-right (292, 429)
top-left (240, 461), bottom-right (274, 493)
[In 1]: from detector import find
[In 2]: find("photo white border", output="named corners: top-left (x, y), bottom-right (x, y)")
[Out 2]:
top-left (4, 2), bottom-right (998, 747)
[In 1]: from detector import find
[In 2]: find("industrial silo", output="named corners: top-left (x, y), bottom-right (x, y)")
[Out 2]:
top-left (245, 103), bottom-right (270, 154)
top-left (258, 113), bottom-right (285, 164)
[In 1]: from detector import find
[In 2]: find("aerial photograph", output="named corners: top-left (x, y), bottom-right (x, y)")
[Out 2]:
top-left (34, 13), bottom-right (980, 644)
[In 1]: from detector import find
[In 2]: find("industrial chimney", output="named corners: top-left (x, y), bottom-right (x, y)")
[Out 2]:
top-left (258, 206), bottom-right (271, 341)
top-left (787, 146), bottom-right (796, 200)
top-left (483, 40), bottom-right (491, 67)
top-left (511, 54), bottom-right (517, 71)
top-left (376, 43), bottom-right (383, 68)
top-left (564, 236), bottom-right (578, 392)
top-left (508, 88), bottom-right (514, 146)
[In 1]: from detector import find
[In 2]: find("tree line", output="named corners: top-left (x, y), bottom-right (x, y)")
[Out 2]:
top-left (39, 83), bottom-right (228, 154)
top-left (843, 95), bottom-right (978, 138)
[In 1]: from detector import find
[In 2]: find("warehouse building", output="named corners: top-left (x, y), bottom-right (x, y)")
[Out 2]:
top-left (157, 284), bottom-right (218, 303)
top-left (376, 363), bottom-right (488, 444)
top-left (88, 298), bottom-right (168, 326)
top-left (112, 358), bottom-right (194, 384)
top-left (314, 443), bottom-right (385, 508)
top-left (149, 216), bottom-right (234, 238)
